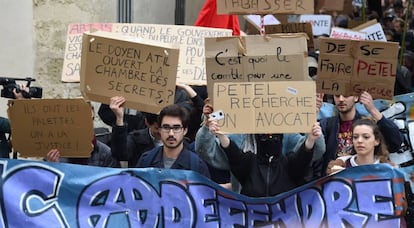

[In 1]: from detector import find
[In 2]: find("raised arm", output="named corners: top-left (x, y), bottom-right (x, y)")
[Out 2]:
top-left (360, 91), bottom-right (403, 152)
top-left (109, 96), bottom-right (130, 161)
top-left (287, 122), bottom-right (321, 180)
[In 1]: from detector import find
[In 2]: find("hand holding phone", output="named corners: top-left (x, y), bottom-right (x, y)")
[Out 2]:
top-left (209, 110), bottom-right (224, 121)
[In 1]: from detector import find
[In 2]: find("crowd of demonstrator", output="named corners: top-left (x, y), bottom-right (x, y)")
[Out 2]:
top-left (0, 1), bottom-right (414, 225)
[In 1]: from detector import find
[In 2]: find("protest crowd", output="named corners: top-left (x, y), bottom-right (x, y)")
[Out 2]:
top-left (2, 0), bottom-right (414, 227)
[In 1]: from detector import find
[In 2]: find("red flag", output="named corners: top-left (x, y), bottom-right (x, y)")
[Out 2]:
top-left (194, 0), bottom-right (240, 36)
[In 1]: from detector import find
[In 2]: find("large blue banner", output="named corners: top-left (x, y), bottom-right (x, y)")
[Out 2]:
top-left (0, 159), bottom-right (406, 227)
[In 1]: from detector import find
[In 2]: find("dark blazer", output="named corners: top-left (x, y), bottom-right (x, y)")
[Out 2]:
top-left (137, 146), bottom-right (210, 178)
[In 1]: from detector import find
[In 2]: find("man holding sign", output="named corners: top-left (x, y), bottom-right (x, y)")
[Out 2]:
top-left (316, 37), bottom-right (403, 178)
top-left (318, 91), bottom-right (403, 177)
top-left (44, 102), bottom-right (120, 168)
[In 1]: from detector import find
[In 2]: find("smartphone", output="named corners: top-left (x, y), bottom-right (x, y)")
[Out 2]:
top-left (209, 110), bottom-right (224, 120)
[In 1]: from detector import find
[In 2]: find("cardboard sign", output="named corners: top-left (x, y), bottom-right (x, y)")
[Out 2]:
top-left (212, 81), bottom-right (316, 134)
top-left (315, 0), bottom-right (354, 15)
top-left (216, 0), bottom-right (314, 15)
top-left (62, 23), bottom-right (232, 84)
top-left (265, 22), bottom-right (314, 49)
top-left (330, 27), bottom-right (366, 40)
top-left (7, 99), bottom-right (94, 157)
top-left (244, 14), bottom-right (281, 35)
top-left (80, 31), bottom-right (179, 114)
top-left (351, 19), bottom-right (377, 31)
top-left (317, 38), bottom-right (399, 99)
top-left (205, 34), bottom-right (309, 102)
top-left (348, 20), bottom-right (367, 29)
top-left (321, 0), bottom-right (345, 11)
top-left (299, 14), bottom-right (332, 36)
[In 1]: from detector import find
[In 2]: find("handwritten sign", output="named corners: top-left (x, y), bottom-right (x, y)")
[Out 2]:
top-left (7, 99), bottom-right (94, 157)
top-left (62, 23), bottom-right (114, 82)
top-left (205, 34), bottom-right (309, 102)
top-left (62, 23), bottom-right (232, 84)
top-left (212, 81), bottom-right (316, 134)
top-left (80, 31), bottom-right (179, 114)
top-left (300, 14), bottom-right (332, 36)
top-left (317, 38), bottom-right (399, 99)
top-left (265, 22), bottom-right (314, 49)
top-left (216, 0), bottom-right (314, 15)
top-left (330, 27), bottom-right (366, 40)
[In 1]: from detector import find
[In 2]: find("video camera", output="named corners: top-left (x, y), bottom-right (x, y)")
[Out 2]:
top-left (0, 77), bottom-right (42, 99)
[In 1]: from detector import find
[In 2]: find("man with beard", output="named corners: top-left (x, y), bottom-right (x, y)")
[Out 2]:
top-left (136, 104), bottom-right (210, 178)
top-left (318, 91), bottom-right (403, 177)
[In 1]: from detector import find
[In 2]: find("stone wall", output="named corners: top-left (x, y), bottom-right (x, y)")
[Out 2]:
top-left (0, 0), bottom-right (205, 127)
top-left (33, 0), bottom-right (204, 102)
top-left (0, 1), bottom-right (34, 117)
top-left (32, 0), bottom-right (118, 127)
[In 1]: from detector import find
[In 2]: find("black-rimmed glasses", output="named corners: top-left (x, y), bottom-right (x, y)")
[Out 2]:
top-left (160, 124), bottom-right (183, 133)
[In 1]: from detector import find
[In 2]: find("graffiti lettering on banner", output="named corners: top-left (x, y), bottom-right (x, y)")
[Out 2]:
top-left (0, 159), bottom-right (405, 227)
